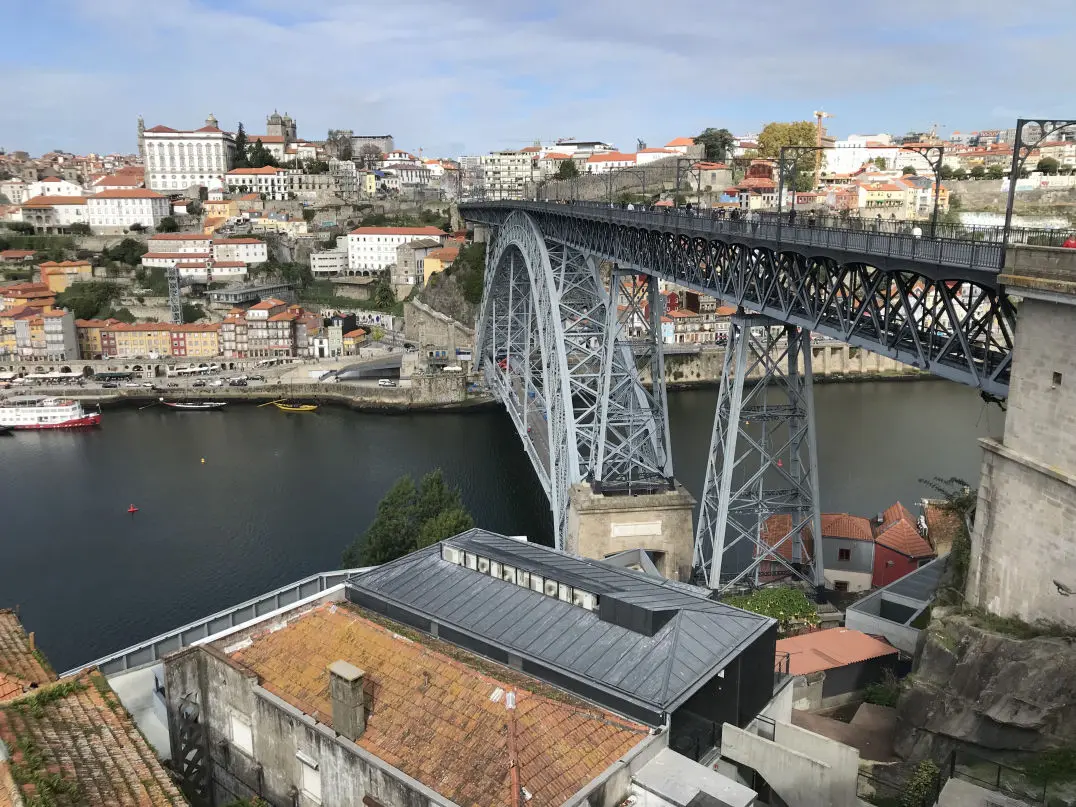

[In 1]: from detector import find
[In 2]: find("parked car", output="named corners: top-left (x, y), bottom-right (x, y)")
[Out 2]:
top-left (192, 380), bottom-right (207, 388)
top-left (377, 379), bottom-right (397, 387)
top-left (102, 382), bottom-right (119, 389)
top-left (229, 379), bottom-right (248, 387)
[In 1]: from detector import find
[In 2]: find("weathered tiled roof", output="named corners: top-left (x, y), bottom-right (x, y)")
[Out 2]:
top-left (0, 672), bottom-right (186, 806)
top-left (0, 610), bottom-right (54, 702)
top-left (228, 603), bottom-right (647, 807)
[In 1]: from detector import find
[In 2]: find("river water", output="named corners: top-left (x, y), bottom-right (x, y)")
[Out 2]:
top-left (0, 380), bottom-right (1004, 671)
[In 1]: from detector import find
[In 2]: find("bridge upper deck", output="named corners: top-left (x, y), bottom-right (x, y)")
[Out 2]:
top-left (461, 200), bottom-right (1067, 286)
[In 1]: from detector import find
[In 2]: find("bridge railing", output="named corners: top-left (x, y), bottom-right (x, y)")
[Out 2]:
top-left (464, 199), bottom-right (1076, 272)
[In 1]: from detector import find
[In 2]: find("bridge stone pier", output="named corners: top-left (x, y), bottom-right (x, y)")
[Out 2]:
top-left (566, 482), bottom-right (697, 581)
top-left (968, 246), bottom-right (1076, 625)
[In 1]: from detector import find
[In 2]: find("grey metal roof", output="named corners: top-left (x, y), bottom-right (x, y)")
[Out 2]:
top-left (848, 553), bottom-right (949, 619)
top-left (348, 529), bottom-right (774, 716)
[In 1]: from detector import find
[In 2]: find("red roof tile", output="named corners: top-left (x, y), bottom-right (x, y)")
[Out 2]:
top-left (148, 233), bottom-right (211, 241)
top-left (349, 226), bottom-right (445, 237)
top-left (226, 166), bottom-right (285, 175)
top-left (777, 628), bottom-right (897, 675)
top-left (0, 250), bottom-right (35, 259)
top-left (665, 137), bottom-right (695, 147)
top-left (0, 610), bottom-right (55, 702)
top-left (758, 514), bottom-right (815, 562)
top-left (875, 519), bottom-right (934, 559)
top-left (228, 603), bottom-right (648, 807)
top-left (21, 195), bottom-right (86, 207)
top-left (91, 188), bottom-right (164, 199)
top-left (821, 513), bottom-right (874, 542)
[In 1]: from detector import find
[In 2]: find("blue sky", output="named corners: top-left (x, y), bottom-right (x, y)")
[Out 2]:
top-left (2, 0), bottom-right (1075, 158)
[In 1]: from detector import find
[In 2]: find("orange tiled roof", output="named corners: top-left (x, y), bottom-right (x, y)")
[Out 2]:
top-left (879, 502), bottom-right (916, 532)
top-left (665, 136), bottom-right (695, 147)
top-left (227, 166), bottom-right (285, 175)
top-left (91, 188), bottom-right (164, 199)
top-left (21, 195), bottom-right (86, 207)
top-left (148, 232), bottom-right (211, 241)
top-left (213, 237), bottom-right (263, 245)
top-left (541, 152), bottom-right (571, 160)
top-left (343, 328), bottom-right (367, 338)
top-left (0, 250), bottom-right (35, 259)
top-left (0, 610), bottom-right (55, 702)
top-left (93, 174), bottom-right (143, 187)
top-left (820, 513), bottom-right (874, 542)
top-left (228, 603), bottom-right (648, 807)
top-left (39, 260), bottom-right (91, 269)
top-left (349, 226), bottom-right (445, 237)
top-left (0, 671), bottom-right (186, 805)
top-left (924, 501), bottom-right (963, 552)
top-left (249, 298), bottom-right (286, 310)
top-left (426, 246), bottom-right (459, 262)
top-left (142, 252), bottom-right (212, 260)
top-left (777, 628), bottom-right (897, 675)
top-left (586, 151), bottom-right (636, 163)
top-left (875, 518), bottom-right (934, 559)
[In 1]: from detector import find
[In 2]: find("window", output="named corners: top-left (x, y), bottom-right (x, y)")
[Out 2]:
top-left (834, 581), bottom-right (849, 592)
top-left (838, 548), bottom-right (851, 562)
top-left (297, 750), bottom-right (321, 803)
top-left (230, 714), bottom-right (253, 755)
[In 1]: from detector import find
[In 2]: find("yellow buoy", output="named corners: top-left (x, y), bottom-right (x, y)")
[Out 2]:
top-left (201, 458), bottom-right (206, 464)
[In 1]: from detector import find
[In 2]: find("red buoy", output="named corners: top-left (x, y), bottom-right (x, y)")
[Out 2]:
top-left (127, 504), bottom-right (139, 514)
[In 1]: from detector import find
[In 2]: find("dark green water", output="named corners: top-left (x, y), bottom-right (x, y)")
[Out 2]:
top-left (0, 380), bottom-right (1003, 670)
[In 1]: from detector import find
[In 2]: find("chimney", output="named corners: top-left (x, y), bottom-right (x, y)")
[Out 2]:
top-left (327, 660), bottom-right (366, 741)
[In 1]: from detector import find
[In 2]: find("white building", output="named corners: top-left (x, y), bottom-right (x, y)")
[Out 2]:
top-left (663, 137), bottom-right (696, 154)
top-left (551, 140), bottom-right (615, 158)
top-left (87, 189), bottom-right (170, 231)
top-left (224, 166), bottom-right (290, 198)
top-left (824, 134), bottom-right (895, 175)
top-left (585, 152), bottom-right (637, 174)
top-left (635, 147), bottom-right (679, 165)
top-left (20, 196), bottom-right (88, 230)
top-left (346, 225), bottom-right (446, 275)
top-left (310, 247), bottom-right (349, 277)
top-left (91, 173), bottom-right (144, 193)
top-left (142, 114), bottom-right (237, 192)
top-left (26, 177), bottom-right (84, 197)
top-left (478, 150), bottom-right (535, 200)
top-left (386, 163), bottom-right (432, 186)
top-left (141, 234), bottom-right (267, 270)
top-left (0, 178), bottom-right (28, 205)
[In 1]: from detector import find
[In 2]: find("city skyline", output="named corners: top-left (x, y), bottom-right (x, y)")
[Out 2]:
top-left (4, 0), bottom-right (1076, 157)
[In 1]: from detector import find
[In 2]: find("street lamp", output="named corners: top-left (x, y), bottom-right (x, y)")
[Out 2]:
top-left (1002, 118), bottom-right (1076, 260)
top-left (896, 143), bottom-right (946, 237)
top-left (776, 145), bottom-right (827, 240)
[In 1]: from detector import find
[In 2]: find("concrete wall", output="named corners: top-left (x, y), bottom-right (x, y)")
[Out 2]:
top-left (791, 672), bottom-right (826, 711)
top-left (968, 249), bottom-right (1076, 626)
top-left (722, 719), bottom-right (859, 807)
top-left (565, 482), bottom-right (696, 581)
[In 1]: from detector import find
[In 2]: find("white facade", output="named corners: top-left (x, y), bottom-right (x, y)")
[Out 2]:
top-left (22, 198), bottom-right (88, 229)
top-left (87, 189), bottom-right (170, 230)
top-left (386, 163), bottom-right (432, 186)
top-left (43, 311), bottom-right (78, 360)
top-left (225, 167), bottom-right (290, 198)
top-left (310, 248), bottom-right (349, 277)
top-left (824, 134), bottom-right (894, 175)
top-left (346, 226), bottom-right (446, 274)
top-left (0, 179), bottom-right (28, 204)
top-left (143, 115), bottom-right (237, 192)
top-left (26, 177), bottom-right (84, 197)
top-left (478, 151), bottom-right (535, 200)
top-left (635, 148), bottom-right (678, 165)
top-left (213, 238), bottom-right (268, 265)
top-left (585, 152), bottom-right (637, 174)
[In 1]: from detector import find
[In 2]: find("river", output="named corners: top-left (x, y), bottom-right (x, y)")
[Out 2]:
top-left (0, 380), bottom-right (1004, 671)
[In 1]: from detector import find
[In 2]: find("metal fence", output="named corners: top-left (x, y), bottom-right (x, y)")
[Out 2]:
top-left (62, 568), bottom-right (367, 677)
top-left (948, 749), bottom-right (1050, 804)
top-left (773, 651), bottom-right (791, 694)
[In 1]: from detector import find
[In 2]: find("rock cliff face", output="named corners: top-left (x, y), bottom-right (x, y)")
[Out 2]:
top-left (895, 608), bottom-right (1076, 762)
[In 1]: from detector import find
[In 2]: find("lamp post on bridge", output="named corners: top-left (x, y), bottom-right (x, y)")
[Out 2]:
top-left (895, 143), bottom-right (946, 237)
top-left (776, 145), bottom-right (827, 242)
top-left (1002, 119), bottom-right (1076, 263)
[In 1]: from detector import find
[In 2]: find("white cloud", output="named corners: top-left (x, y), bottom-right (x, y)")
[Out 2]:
top-left (1, 0), bottom-right (1074, 156)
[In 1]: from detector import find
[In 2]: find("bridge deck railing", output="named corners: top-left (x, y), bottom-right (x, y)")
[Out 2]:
top-left (464, 199), bottom-right (1076, 273)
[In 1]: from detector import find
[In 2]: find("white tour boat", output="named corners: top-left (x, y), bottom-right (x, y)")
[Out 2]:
top-left (0, 396), bottom-right (102, 430)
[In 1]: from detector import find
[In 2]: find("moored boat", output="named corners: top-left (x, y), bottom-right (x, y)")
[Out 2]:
top-left (159, 398), bottom-right (228, 411)
top-left (273, 402), bottom-right (318, 412)
top-left (0, 396), bottom-right (101, 430)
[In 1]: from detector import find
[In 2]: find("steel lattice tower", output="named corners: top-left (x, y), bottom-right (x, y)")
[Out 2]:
top-left (167, 265), bottom-right (182, 325)
top-left (693, 312), bottom-right (825, 593)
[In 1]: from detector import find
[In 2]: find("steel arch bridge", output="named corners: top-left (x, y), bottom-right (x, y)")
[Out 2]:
top-left (464, 201), bottom-right (1016, 588)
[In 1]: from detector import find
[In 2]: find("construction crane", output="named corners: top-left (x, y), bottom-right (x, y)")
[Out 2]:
top-left (813, 110), bottom-right (833, 188)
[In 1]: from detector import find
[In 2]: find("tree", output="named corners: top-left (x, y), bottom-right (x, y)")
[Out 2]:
top-left (302, 208), bottom-right (316, 223)
top-left (55, 281), bottom-right (122, 320)
top-left (305, 160), bottom-right (330, 174)
top-left (1037, 156), bottom-right (1060, 175)
top-left (233, 123), bottom-right (249, 168)
top-left (157, 216), bottom-right (179, 233)
top-left (757, 121), bottom-right (819, 191)
top-left (939, 164), bottom-right (954, 180)
top-left (694, 127), bottom-right (736, 163)
top-left (248, 139), bottom-right (279, 169)
top-left (326, 130), bottom-right (353, 161)
top-left (970, 165), bottom-right (985, 179)
top-left (129, 222), bottom-right (145, 232)
top-left (554, 160), bottom-right (580, 180)
top-left (986, 164), bottom-right (1006, 180)
top-left (109, 306), bottom-right (136, 324)
top-left (187, 199), bottom-right (203, 216)
top-left (358, 143), bottom-right (383, 168)
top-left (182, 302), bottom-right (205, 323)
top-left (952, 167), bottom-right (968, 180)
top-left (872, 156), bottom-right (888, 170)
top-left (901, 165), bottom-right (917, 175)
top-left (105, 237), bottom-right (148, 265)
top-left (8, 221), bottom-right (35, 234)
top-left (69, 222), bottom-right (91, 235)
top-left (372, 280), bottom-right (396, 310)
top-left (340, 470), bottom-right (473, 567)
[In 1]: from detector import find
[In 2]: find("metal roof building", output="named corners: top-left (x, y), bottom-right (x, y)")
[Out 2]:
top-left (347, 529), bottom-right (779, 760)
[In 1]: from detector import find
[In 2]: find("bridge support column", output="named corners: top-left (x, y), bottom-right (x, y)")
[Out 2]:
top-left (565, 482), bottom-right (697, 581)
top-left (967, 246), bottom-right (1076, 626)
top-left (692, 313), bottom-right (825, 594)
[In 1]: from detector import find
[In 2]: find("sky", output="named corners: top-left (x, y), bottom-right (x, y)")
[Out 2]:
top-left (3, 0), bottom-right (1076, 158)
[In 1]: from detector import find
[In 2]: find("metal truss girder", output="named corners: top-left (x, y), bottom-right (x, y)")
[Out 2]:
top-left (465, 205), bottom-right (1015, 397)
top-left (475, 212), bottom-right (672, 549)
top-left (693, 315), bottom-right (825, 593)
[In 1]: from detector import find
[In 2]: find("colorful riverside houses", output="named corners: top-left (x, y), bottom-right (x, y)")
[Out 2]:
top-left (0, 609), bottom-right (187, 806)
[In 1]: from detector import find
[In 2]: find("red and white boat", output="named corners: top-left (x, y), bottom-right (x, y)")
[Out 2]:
top-left (0, 396), bottom-right (101, 430)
